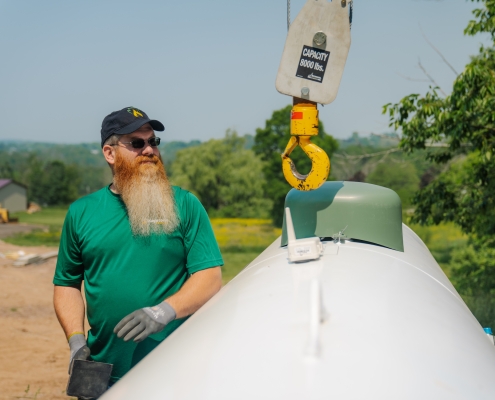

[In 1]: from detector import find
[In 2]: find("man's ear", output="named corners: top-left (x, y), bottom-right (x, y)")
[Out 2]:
top-left (102, 144), bottom-right (117, 166)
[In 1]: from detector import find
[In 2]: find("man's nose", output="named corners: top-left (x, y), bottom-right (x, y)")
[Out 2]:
top-left (141, 143), bottom-right (154, 155)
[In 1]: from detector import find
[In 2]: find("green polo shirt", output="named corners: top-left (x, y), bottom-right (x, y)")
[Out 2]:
top-left (54, 185), bottom-right (223, 382)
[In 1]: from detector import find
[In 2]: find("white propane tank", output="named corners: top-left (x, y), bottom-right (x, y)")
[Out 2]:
top-left (484, 327), bottom-right (495, 345)
top-left (101, 182), bottom-right (495, 400)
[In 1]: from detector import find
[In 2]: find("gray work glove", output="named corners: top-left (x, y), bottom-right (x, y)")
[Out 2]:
top-left (68, 333), bottom-right (91, 374)
top-left (113, 301), bottom-right (176, 343)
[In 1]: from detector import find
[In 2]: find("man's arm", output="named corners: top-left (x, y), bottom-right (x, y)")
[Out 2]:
top-left (53, 284), bottom-right (85, 337)
top-left (54, 284), bottom-right (91, 370)
top-left (114, 267), bottom-right (222, 342)
top-left (165, 266), bottom-right (222, 318)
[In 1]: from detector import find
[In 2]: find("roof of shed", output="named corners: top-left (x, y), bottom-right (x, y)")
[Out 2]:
top-left (0, 179), bottom-right (27, 189)
top-left (0, 179), bottom-right (12, 189)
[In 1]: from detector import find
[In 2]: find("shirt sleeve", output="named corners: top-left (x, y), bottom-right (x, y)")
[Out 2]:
top-left (53, 207), bottom-right (85, 286)
top-left (180, 191), bottom-right (224, 274)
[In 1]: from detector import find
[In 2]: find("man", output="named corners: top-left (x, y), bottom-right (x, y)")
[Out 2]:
top-left (53, 107), bottom-right (223, 384)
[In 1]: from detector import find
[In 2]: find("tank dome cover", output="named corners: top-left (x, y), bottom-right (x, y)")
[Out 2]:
top-left (281, 182), bottom-right (404, 252)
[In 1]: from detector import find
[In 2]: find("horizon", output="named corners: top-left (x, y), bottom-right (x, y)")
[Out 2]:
top-left (0, 131), bottom-right (398, 146)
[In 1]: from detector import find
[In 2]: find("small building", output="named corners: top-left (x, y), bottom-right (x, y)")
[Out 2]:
top-left (0, 179), bottom-right (27, 213)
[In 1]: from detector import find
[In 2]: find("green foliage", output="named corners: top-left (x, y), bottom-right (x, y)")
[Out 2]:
top-left (383, 3), bottom-right (495, 236)
top-left (160, 140), bottom-right (201, 172)
top-left (451, 240), bottom-right (495, 296)
top-left (383, 0), bottom-right (495, 325)
top-left (407, 153), bottom-right (495, 238)
top-left (253, 105), bottom-right (339, 226)
top-left (29, 160), bottom-right (80, 205)
top-left (0, 149), bottom-right (109, 201)
top-left (78, 165), bottom-right (112, 196)
top-left (339, 132), bottom-right (400, 149)
top-left (383, 0), bottom-right (495, 238)
top-left (171, 131), bottom-right (272, 218)
top-left (463, 294), bottom-right (495, 330)
top-left (450, 240), bottom-right (495, 328)
top-left (365, 162), bottom-right (419, 207)
top-left (0, 139), bottom-right (202, 202)
top-left (409, 222), bottom-right (467, 273)
top-left (464, 0), bottom-right (495, 37)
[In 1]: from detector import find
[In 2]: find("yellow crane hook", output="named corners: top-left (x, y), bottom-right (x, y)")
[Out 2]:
top-left (281, 100), bottom-right (330, 191)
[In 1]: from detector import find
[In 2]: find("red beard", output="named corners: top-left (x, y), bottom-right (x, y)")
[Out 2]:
top-left (113, 150), bottom-right (179, 236)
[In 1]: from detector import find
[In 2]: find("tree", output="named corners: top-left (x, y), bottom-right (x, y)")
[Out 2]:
top-left (171, 131), bottom-right (272, 218)
top-left (254, 105), bottom-right (339, 226)
top-left (78, 165), bottom-right (112, 196)
top-left (365, 162), bottom-right (419, 208)
top-left (384, 0), bottom-right (495, 238)
top-left (26, 155), bottom-right (44, 203)
top-left (29, 158), bottom-right (80, 205)
top-left (383, 0), bottom-right (495, 324)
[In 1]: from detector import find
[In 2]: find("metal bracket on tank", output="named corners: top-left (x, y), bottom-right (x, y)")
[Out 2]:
top-left (332, 225), bottom-right (348, 244)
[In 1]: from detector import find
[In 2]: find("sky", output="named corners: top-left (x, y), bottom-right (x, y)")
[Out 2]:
top-left (0, 0), bottom-right (490, 144)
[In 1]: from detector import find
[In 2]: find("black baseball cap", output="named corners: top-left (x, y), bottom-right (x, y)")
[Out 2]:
top-left (100, 107), bottom-right (165, 147)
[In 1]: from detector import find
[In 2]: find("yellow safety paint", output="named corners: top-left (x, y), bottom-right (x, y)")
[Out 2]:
top-left (281, 102), bottom-right (331, 191)
top-left (290, 103), bottom-right (319, 136)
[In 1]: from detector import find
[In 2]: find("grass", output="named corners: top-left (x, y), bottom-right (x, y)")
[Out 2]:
top-left (4, 228), bottom-right (61, 247)
top-left (11, 207), bottom-right (68, 229)
top-left (210, 218), bottom-right (281, 250)
top-left (6, 207), bottom-right (67, 246)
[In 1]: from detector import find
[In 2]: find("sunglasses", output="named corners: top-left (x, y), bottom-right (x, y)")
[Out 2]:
top-left (114, 137), bottom-right (161, 149)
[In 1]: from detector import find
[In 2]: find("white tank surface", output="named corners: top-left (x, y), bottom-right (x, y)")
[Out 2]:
top-left (102, 182), bottom-right (495, 400)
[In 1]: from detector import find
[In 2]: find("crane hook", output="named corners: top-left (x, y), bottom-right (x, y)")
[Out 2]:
top-left (281, 101), bottom-right (330, 191)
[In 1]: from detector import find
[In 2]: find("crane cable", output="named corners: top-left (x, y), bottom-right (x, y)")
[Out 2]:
top-left (287, 0), bottom-right (291, 31)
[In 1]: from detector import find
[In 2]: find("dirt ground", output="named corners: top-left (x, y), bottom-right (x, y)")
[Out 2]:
top-left (0, 240), bottom-right (76, 400)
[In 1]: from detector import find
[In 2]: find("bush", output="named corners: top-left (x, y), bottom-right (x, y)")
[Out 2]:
top-left (171, 131), bottom-right (272, 218)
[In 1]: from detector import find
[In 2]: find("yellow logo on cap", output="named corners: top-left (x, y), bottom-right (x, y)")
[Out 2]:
top-left (127, 107), bottom-right (144, 118)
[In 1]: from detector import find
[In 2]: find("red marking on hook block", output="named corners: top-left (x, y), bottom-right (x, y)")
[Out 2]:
top-left (291, 112), bottom-right (303, 119)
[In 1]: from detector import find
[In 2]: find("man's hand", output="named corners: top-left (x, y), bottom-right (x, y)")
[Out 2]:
top-left (113, 301), bottom-right (176, 343)
top-left (68, 333), bottom-right (90, 374)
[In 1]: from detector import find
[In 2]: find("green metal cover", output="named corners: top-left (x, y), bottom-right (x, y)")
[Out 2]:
top-left (281, 181), bottom-right (404, 252)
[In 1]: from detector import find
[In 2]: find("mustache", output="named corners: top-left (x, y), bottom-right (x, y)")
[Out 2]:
top-left (135, 154), bottom-right (161, 164)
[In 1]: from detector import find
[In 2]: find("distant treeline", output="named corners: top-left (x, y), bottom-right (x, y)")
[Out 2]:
top-left (0, 114), bottom-right (437, 225)
top-left (0, 130), bottom-right (454, 254)
top-left (0, 140), bottom-right (202, 206)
